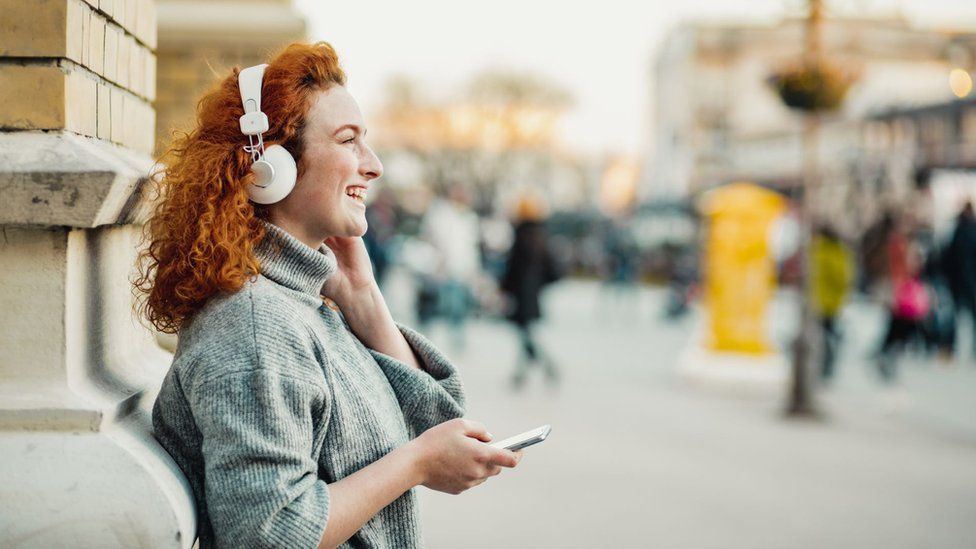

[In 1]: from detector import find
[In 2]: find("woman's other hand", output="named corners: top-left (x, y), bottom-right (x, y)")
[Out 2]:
top-left (322, 236), bottom-right (376, 301)
top-left (321, 235), bottom-right (423, 369)
top-left (409, 419), bottom-right (522, 495)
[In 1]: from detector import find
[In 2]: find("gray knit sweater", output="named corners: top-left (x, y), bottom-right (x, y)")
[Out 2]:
top-left (152, 222), bottom-right (466, 549)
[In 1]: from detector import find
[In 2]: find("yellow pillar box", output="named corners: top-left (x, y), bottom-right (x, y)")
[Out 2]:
top-left (700, 182), bottom-right (785, 354)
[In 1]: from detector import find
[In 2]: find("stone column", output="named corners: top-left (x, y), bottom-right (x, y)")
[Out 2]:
top-left (0, 0), bottom-right (195, 546)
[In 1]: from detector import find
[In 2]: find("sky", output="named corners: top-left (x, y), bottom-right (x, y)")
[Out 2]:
top-left (296, 0), bottom-right (976, 157)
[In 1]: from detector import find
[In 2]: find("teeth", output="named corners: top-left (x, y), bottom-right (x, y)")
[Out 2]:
top-left (345, 187), bottom-right (366, 201)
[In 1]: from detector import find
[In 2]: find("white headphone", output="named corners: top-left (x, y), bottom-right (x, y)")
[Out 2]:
top-left (238, 64), bottom-right (297, 204)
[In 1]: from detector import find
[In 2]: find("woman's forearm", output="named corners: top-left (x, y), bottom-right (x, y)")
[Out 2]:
top-left (318, 442), bottom-right (424, 549)
top-left (336, 284), bottom-right (422, 370)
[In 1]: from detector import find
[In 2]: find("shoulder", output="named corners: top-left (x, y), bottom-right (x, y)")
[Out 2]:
top-left (179, 276), bottom-right (307, 347)
top-left (174, 277), bottom-right (324, 386)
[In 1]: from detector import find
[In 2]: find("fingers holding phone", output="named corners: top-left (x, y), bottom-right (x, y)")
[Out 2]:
top-left (411, 419), bottom-right (518, 495)
top-left (410, 420), bottom-right (547, 496)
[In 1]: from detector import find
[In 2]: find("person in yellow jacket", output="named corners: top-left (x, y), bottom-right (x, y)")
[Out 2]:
top-left (810, 224), bottom-right (854, 381)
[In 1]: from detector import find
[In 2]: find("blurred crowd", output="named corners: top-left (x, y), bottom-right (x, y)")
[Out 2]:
top-left (363, 169), bottom-right (976, 393)
top-left (364, 184), bottom-right (566, 389)
top-left (850, 198), bottom-right (976, 382)
top-left (798, 180), bottom-right (976, 388)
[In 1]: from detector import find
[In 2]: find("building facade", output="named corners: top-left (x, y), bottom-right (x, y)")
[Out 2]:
top-left (862, 96), bottom-right (976, 238)
top-left (648, 15), bottom-right (976, 213)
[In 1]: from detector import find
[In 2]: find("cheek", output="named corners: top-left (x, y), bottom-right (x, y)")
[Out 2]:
top-left (314, 150), bottom-right (358, 184)
top-left (295, 153), bottom-right (350, 200)
top-left (333, 150), bottom-right (359, 181)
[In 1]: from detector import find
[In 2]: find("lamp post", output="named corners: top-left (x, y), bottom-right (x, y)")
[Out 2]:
top-left (775, 0), bottom-right (843, 417)
top-left (786, 0), bottom-right (823, 417)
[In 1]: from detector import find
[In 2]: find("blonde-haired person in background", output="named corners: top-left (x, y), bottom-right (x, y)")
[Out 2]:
top-left (501, 193), bottom-right (562, 389)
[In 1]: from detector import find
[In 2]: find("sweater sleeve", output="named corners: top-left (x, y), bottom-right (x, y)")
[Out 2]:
top-left (367, 323), bottom-right (466, 437)
top-left (186, 336), bottom-right (330, 548)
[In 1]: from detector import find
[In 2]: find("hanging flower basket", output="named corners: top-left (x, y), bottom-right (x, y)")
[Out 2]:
top-left (770, 63), bottom-right (855, 112)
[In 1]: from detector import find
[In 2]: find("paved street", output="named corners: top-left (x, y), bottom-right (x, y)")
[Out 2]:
top-left (401, 279), bottom-right (976, 549)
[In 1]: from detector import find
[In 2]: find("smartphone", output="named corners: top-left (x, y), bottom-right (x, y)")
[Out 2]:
top-left (489, 425), bottom-right (552, 451)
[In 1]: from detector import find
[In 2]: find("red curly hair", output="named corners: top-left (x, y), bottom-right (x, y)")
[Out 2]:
top-left (134, 42), bottom-right (346, 334)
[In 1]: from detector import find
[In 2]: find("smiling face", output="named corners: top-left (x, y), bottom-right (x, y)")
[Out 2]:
top-left (266, 86), bottom-right (383, 248)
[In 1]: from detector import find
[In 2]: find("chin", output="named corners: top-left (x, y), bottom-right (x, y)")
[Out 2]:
top-left (350, 220), bottom-right (368, 238)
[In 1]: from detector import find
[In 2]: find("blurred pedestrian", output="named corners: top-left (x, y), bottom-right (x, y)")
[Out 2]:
top-left (922, 243), bottom-right (955, 360)
top-left (421, 182), bottom-right (481, 351)
top-left (664, 248), bottom-right (698, 319)
top-left (363, 186), bottom-right (399, 289)
top-left (942, 201), bottom-right (976, 360)
top-left (859, 210), bottom-right (895, 295)
top-left (480, 209), bottom-right (515, 281)
top-left (877, 225), bottom-right (930, 383)
top-left (602, 216), bottom-right (641, 317)
top-left (501, 194), bottom-right (562, 389)
top-left (809, 223), bottom-right (852, 381)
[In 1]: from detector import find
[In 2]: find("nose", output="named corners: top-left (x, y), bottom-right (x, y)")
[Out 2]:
top-left (360, 144), bottom-right (383, 181)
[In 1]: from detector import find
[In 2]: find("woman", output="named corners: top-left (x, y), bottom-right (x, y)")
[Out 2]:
top-left (500, 194), bottom-right (562, 388)
top-left (137, 42), bottom-right (521, 549)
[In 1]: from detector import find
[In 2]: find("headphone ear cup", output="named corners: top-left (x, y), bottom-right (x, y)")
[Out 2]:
top-left (247, 144), bottom-right (297, 204)
top-left (251, 159), bottom-right (275, 188)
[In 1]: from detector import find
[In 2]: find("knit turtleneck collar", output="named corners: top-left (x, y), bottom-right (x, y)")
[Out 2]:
top-left (255, 221), bottom-right (337, 298)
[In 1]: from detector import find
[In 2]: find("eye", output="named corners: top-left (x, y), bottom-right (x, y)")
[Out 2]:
top-left (342, 136), bottom-right (356, 144)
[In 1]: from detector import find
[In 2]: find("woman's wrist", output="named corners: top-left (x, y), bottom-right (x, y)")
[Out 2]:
top-left (333, 284), bottom-right (395, 341)
top-left (329, 280), bottom-right (382, 313)
top-left (330, 279), bottom-right (423, 368)
top-left (398, 438), bottom-right (429, 488)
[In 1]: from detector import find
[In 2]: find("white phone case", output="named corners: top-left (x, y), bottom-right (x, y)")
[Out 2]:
top-left (489, 425), bottom-right (552, 451)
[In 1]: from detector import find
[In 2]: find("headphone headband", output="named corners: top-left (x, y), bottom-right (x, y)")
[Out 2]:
top-left (239, 64), bottom-right (267, 114)
top-left (239, 64), bottom-right (270, 137)
top-left (238, 63), bottom-right (297, 204)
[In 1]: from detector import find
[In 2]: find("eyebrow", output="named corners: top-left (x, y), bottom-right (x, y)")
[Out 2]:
top-left (333, 124), bottom-right (366, 136)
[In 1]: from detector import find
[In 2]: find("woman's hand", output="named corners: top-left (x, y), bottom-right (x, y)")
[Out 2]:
top-left (321, 236), bottom-right (423, 368)
top-left (322, 236), bottom-right (376, 303)
top-left (408, 418), bottom-right (523, 495)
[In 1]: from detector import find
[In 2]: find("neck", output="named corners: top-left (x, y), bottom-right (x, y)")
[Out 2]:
top-left (266, 213), bottom-right (327, 250)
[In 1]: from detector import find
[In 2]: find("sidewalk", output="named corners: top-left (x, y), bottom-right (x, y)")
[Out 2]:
top-left (412, 280), bottom-right (976, 549)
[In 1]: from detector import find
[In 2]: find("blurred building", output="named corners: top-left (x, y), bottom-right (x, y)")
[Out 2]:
top-left (372, 75), bottom-right (590, 216)
top-left (154, 0), bottom-right (306, 154)
top-left (647, 15), bottom-right (976, 228)
top-left (862, 96), bottom-right (976, 236)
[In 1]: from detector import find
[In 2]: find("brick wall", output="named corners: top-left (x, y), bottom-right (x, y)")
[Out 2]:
top-left (0, 0), bottom-right (156, 155)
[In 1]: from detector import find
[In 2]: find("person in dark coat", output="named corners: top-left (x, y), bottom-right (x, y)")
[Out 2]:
top-left (943, 201), bottom-right (976, 358)
top-left (859, 210), bottom-right (895, 294)
top-left (501, 195), bottom-right (562, 388)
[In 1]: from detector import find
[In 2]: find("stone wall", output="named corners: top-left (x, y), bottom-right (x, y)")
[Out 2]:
top-left (0, 0), bottom-right (196, 546)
